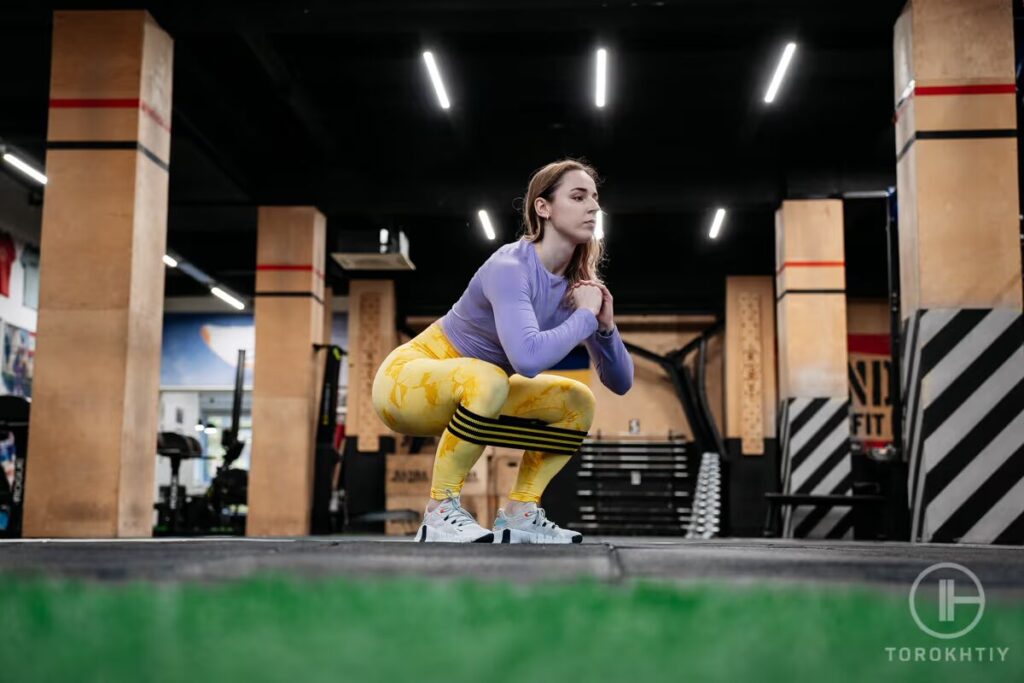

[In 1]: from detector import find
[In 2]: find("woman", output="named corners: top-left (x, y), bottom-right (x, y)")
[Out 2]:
top-left (372, 159), bottom-right (633, 543)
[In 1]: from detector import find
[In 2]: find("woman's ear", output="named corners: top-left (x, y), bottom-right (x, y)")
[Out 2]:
top-left (534, 197), bottom-right (551, 220)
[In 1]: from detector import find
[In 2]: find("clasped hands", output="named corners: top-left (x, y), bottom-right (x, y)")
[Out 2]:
top-left (569, 279), bottom-right (615, 334)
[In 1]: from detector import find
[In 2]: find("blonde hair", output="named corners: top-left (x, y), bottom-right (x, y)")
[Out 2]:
top-left (521, 159), bottom-right (605, 286)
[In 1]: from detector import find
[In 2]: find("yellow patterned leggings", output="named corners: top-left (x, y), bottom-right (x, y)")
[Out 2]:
top-left (371, 322), bottom-right (595, 502)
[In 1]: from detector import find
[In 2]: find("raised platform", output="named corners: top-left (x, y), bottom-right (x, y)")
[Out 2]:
top-left (2, 537), bottom-right (1022, 597)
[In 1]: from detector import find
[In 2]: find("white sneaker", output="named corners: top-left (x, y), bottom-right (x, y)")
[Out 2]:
top-left (414, 491), bottom-right (494, 543)
top-left (492, 502), bottom-right (582, 544)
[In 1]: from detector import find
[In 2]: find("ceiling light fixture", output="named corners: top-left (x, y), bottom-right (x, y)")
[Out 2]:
top-left (422, 51), bottom-right (451, 110)
top-left (210, 286), bottom-right (246, 311)
top-left (2, 152), bottom-right (47, 185)
top-left (477, 209), bottom-right (496, 241)
top-left (595, 48), bottom-right (608, 108)
top-left (709, 208), bottom-right (726, 239)
top-left (764, 42), bottom-right (797, 104)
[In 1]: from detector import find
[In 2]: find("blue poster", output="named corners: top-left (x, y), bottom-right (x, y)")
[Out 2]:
top-left (161, 314), bottom-right (254, 388)
top-left (160, 312), bottom-right (349, 388)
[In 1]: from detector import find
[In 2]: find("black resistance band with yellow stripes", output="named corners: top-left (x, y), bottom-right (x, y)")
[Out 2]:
top-left (447, 405), bottom-right (587, 455)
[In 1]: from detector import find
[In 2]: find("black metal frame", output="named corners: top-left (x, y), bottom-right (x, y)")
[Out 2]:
top-left (622, 321), bottom-right (724, 456)
top-left (311, 343), bottom-right (345, 533)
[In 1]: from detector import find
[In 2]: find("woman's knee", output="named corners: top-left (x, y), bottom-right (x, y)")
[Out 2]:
top-left (565, 380), bottom-right (596, 425)
top-left (458, 361), bottom-right (510, 415)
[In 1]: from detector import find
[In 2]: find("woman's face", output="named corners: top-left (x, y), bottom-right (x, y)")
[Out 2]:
top-left (536, 169), bottom-right (600, 244)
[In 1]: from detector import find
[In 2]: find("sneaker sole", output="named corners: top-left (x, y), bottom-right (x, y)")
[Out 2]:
top-left (416, 525), bottom-right (494, 543)
top-left (494, 528), bottom-right (582, 544)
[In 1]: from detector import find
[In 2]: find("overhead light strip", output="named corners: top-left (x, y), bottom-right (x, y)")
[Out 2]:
top-left (211, 286), bottom-right (246, 311)
top-left (595, 48), bottom-right (608, 108)
top-left (709, 208), bottom-right (726, 239)
top-left (764, 42), bottom-right (797, 104)
top-left (422, 51), bottom-right (451, 110)
top-left (2, 152), bottom-right (47, 185)
top-left (477, 209), bottom-right (496, 240)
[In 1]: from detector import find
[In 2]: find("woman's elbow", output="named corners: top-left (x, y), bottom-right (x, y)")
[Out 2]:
top-left (511, 358), bottom-right (543, 378)
top-left (610, 377), bottom-right (632, 396)
top-left (612, 366), bottom-right (634, 395)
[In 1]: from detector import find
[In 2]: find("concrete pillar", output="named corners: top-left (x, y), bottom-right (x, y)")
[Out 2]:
top-left (247, 207), bottom-right (325, 536)
top-left (23, 11), bottom-right (173, 537)
top-left (774, 199), bottom-right (853, 539)
top-left (347, 280), bottom-right (396, 452)
top-left (724, 276), bottom-right (778, 536)
top-left (894, 0), bottom-right (1024, 543)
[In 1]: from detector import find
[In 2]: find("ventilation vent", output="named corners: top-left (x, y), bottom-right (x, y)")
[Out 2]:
top-left (331, 252), bottom-right (415, 271)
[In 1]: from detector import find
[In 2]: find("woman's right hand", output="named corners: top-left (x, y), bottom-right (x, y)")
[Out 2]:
top-left (571, 284), bottom-right (603, 316)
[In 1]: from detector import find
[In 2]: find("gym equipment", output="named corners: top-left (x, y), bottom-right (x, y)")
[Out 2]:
top-left (622, 322), bottom-right (726, 458)
top-left (542, 321), bottom-right (727, 536)
top-left (313, 341), bottom-right (418, 534)
top-left (544, 437), bottom-right (697, 536)
top-left (763, 441), bottom-right (907, 540)
top-left (685, 452), bottom-right (723, 539)
top-left (311, 343), bottom-right (345, 533)
top-left (154, 432), bottom-right (212, 534)
top-left (154, 349), bottom-right (249, 535)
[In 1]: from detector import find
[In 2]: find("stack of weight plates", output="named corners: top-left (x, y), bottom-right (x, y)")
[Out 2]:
top-left (545, 438), bottom-right (694, 536)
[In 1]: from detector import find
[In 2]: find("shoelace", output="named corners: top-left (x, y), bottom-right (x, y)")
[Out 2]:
top-left (440, 490), bottom-right (475, 529)
top-left (531, 507), bottom-right (559, 531)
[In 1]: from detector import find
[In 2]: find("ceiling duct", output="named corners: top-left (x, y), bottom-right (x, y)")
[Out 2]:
top-left (331, 228), bottom-right (415, 271)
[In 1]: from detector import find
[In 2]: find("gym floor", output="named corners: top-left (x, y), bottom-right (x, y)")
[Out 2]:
top-left (1, 538), bottom-right (1021, 682)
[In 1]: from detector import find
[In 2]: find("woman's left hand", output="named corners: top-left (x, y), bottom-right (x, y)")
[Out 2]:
top-left (572, 279), bottom-right (615, 333)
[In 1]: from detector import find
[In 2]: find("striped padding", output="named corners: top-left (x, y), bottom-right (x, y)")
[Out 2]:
top-left (903, 309), bottom-right (1024, 544)
top-left (779, 397), bottom-right (853, 539)
top-left (446, 405), bottom-right (587, 455)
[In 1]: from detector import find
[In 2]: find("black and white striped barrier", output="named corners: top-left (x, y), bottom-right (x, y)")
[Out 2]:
top-left (685, 452), bottom-right (721, 539)
top-left (778, 398), bottom-right (854, 539)
top-left (902, 308), bottom-right (1024, 544)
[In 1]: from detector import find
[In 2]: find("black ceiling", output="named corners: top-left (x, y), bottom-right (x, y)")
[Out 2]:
top-left (2, 0), bottom-right (1003, 318)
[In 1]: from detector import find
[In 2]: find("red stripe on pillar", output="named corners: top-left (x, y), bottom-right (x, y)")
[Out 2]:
top-left (49, 98), bottom-right (171, 132)
top-left (776, 260), bottom-right (845, 274)
top-left (893, 83), bottom-right (1017, 121)
top-left (915, 84), bottom-right (1016, 96)
top-left (848, 334), bottom-right (890, 355)
top-left (50, 98), bottom-right (139, 108)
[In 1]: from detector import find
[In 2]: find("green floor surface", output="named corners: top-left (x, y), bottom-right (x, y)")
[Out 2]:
top-left (1, 576), bottom-right (1020, 682)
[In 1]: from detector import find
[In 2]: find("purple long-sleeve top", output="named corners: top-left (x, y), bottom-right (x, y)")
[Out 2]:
top-left (439, 238), bottom-right (634, 395)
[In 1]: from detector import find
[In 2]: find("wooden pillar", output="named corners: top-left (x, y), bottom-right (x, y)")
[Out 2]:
top-left (247, 207), bottom-right (325, 536)
top-left (774, 199), bottom-right (853, 539)
top-left (894, 0), bottom-right (1024, 544)
top-left (347, 280), bottom-right (396, 452)
top-left (23, 11), bottom-right (173, 537)
top-left (724, 276), bottom-right (778, 536)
